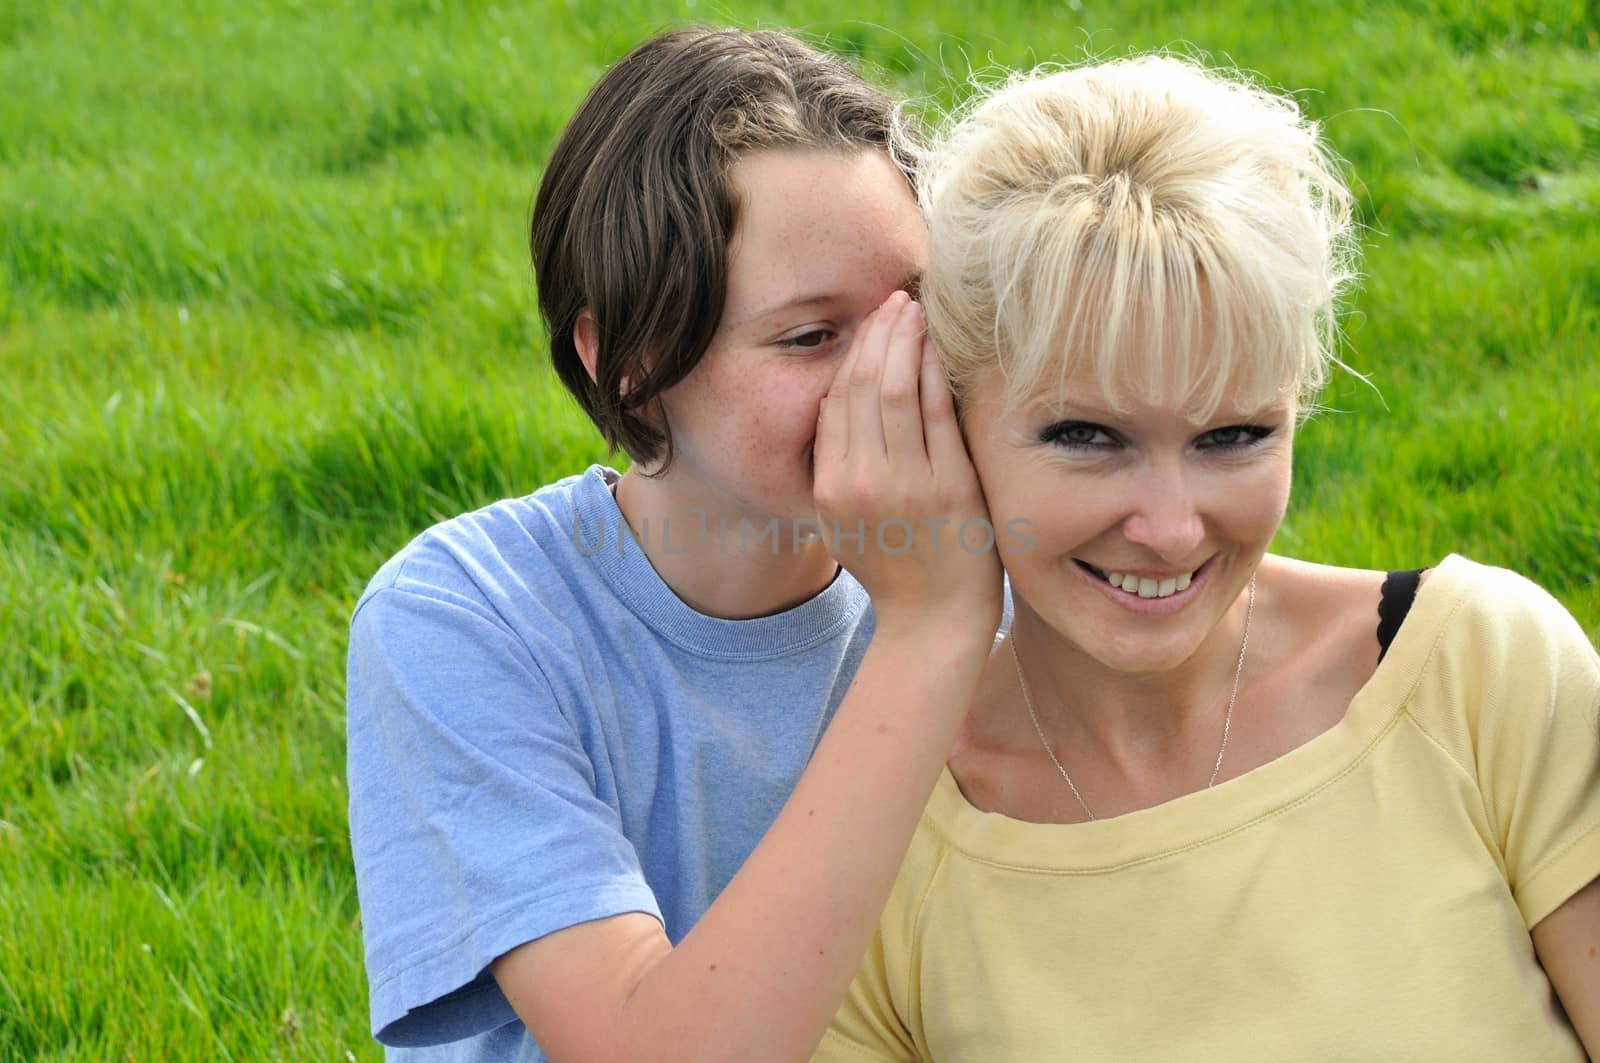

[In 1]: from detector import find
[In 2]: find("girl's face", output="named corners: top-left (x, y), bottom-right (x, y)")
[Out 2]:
top-left (647, 148), bottom-right (926, 527)
top-left (964, 364), bottom-right (1296, 676)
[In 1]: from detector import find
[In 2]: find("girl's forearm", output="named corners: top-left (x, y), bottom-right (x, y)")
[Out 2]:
top-left (606, 614), bottom-right (990, 1062)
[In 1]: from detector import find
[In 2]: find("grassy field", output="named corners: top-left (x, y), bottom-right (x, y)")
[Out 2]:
top-left (3, 0), bottom-right (1597, 1057)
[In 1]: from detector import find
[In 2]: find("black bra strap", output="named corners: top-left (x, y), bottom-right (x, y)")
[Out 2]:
top-left (1376, 569), bottom-right (1425, 663)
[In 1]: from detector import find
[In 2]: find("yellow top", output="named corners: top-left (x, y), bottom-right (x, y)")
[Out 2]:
top-left (818, 556), bottom-right (1600, 1062)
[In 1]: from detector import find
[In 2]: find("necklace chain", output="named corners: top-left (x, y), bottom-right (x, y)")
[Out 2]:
top-left (1009, 574), bottom-right (1257, 822)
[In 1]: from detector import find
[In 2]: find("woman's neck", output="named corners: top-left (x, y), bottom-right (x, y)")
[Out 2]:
top-left (969, 588), bottom-right (1258, 787)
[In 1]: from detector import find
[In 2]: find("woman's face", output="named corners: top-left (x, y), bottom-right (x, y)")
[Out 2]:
top-left (964, 363), bottom-right (1296, 675)
top-left (648, 148), bottom-right (926, 527)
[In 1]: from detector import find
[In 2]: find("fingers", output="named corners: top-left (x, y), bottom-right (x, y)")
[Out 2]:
top-left (813, 349), bottom-right (851, 472)
top-left (811, 306), bottom-right (1002, 640)
top-left (878, 299), bottom-right (929, 467)
top-left (816, 289), bottom-right (930, 481)
top-left (919, 334), bottom-right (970, 475)
top-left (816, 292), bottom-right (897, 469)
top-left (846, 290), bottom-right (908, 459)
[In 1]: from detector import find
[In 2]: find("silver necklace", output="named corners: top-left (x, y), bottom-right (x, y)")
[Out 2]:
top-left (1009, 574), bottom-right (1257, 822)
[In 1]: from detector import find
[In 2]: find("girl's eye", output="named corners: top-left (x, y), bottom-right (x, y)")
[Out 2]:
top-left (1040, 422), bottom-right (1116, 449)
top-left (777, 329), bottom-right (835, 351)
top-left (1197, 425), bottom-right (1275, 449)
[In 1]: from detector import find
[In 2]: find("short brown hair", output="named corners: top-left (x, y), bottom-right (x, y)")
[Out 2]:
top-left (531, 27), bottom-right (917, 468)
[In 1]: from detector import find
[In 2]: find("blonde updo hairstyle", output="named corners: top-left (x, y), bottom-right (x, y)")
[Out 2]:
top-left (920, 55), bottom-right (1359, 420)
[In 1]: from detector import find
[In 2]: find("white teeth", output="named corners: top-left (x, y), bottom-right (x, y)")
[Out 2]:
top-left (1096, 566), bottom-right (1198, 598)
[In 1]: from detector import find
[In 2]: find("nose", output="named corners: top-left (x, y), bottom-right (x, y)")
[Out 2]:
top-left (1120, 464), bottom-right (1206, 563)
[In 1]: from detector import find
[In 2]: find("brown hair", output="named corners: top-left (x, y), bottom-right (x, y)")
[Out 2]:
top-left (531, 26), bottom-right (917, 468)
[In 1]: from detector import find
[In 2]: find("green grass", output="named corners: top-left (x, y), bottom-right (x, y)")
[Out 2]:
top-left (3, 0), bottom-right (1597, 1057)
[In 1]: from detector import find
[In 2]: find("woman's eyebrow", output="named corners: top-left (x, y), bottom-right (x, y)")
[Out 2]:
top-left (1033, 401), bottom-right (1292, 424)
top-left (1036, 400), bottom-right (1121, 421)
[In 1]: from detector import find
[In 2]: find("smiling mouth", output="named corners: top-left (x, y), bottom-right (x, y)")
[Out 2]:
top-left (1076, 560), bottom-right (1202, 600)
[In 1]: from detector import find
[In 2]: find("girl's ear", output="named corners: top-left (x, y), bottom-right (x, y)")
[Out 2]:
top-left (575, 309), bottom-right (639, 405)
top-left (573, 309), bottom-right (601, 385)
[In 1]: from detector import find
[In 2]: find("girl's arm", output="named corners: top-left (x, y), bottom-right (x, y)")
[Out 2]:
top-left (492, 293), bottom-right (1001, 1063)
top-left (1532, 874), bottom-right (1600, 1057)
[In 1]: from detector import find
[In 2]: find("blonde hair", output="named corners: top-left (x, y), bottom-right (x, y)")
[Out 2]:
top-left (920, 55), bottom-right (1358, 419)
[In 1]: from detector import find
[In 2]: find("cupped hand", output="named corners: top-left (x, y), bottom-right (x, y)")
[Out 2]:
top-left (812, 291), bottom-right (1003, 638)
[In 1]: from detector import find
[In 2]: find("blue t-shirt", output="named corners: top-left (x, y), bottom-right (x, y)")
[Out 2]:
top-left (346, 466), bottom-right (878, 1060)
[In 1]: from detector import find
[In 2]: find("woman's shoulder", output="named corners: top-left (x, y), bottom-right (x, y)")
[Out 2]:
top-left (1336, 554), bottom-right (1598, 734)
top-left (1264, 552), bottom-right (1592, 669)
top-left (1425, 554), bottom-right (1576, 608)
top-left (1257, 552), bottom-right (1549, 629)
top-left (1417, 556), bottom-right (1597, 672)
top-left (1259, 554), bottom-right (1390, 656)
top-left (1261, 554), bottom-right (1389, 605)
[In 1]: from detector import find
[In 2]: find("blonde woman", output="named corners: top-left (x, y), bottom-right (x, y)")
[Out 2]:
top-left (817, 56), bottom-right (1600, 1061)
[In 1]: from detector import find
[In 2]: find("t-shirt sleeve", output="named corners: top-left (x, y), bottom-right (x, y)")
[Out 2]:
top-left (346, 575), bottom-right (662, 1046)
top-left (1464, 568), bottom-right (1600, 928)
top-left (814, 926), bottom-right (918, 1063)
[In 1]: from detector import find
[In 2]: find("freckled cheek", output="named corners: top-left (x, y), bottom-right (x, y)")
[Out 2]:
top-left (777, 363), bottom-right (841, 442)
top-left (709, 372), bottom-right (834, 461)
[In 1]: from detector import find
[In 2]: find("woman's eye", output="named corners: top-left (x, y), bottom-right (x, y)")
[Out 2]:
top-left (778, 329), bottom-right (834, 351)
top-left (1041, 422), bottom-right (1115, 448)
top-left (1198, 425), bottom-right (1274, 449)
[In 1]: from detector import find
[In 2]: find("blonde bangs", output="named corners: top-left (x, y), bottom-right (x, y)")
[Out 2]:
top-left (997, 214), bottom-right (1316, 420)
top-left (920, 55), bottom-right (1358, 421)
